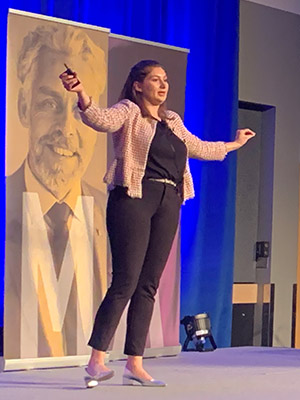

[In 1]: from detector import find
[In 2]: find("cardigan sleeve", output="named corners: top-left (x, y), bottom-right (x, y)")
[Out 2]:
top-left (169, 112), bottom-right (227, 161)
top-left (79, 99), bottom-right (136, 133)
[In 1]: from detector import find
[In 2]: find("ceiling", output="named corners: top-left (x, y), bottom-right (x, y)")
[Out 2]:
top-left (245, 0), bottom-right (300, 16)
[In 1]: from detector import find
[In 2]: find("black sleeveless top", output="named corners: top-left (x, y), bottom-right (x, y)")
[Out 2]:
top-left (144, 120), bottom-right (187, 185)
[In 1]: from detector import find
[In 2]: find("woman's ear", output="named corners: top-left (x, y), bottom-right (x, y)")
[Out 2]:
top-left (18, 88), bottom-right (30, 128)
top-left (133, 81), bottom-right (143, 93)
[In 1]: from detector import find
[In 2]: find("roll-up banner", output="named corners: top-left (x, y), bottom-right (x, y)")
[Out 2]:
top-left (2, 9), bottom-right (188, 370)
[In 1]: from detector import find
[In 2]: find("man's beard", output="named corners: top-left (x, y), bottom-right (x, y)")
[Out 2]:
top-left (32, 157), bottom-right (83, 196)
top-left (28, 140), bottom-right (85, 199)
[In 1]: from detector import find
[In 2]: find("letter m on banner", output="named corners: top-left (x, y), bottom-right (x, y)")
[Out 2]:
top-left (20, 192), bottom-right (94, 358)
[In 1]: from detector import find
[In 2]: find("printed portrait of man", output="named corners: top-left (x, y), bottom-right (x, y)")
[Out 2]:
top-left (5, 22), bottom-right (108, 359)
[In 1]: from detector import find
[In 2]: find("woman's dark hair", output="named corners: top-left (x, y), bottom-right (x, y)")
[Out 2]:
top-left (119, 59), bottom-right (168, 120)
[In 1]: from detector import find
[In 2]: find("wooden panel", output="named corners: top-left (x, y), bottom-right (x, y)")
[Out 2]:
top-left (232, 284), bottom-right (258, 304)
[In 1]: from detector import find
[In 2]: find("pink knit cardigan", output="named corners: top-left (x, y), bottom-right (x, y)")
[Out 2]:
top-left (80, 99), bottom-right (227, 202)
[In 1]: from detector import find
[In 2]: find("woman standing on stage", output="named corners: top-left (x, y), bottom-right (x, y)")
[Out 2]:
top-left (60, 60), bottom-right (255, 387)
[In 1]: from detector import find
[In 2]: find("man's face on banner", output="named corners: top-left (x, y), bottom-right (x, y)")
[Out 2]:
top-left (24, 47), bottom-right (99, 199)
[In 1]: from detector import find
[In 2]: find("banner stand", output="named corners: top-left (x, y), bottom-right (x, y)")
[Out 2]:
top-left (0, 346), bottom-right (181, 372)
top-left (3, 9), bottom-right (187, 371)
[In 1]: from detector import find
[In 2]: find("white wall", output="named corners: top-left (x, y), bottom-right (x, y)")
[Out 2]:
top-left (240, 0), bottom-right (300, 346)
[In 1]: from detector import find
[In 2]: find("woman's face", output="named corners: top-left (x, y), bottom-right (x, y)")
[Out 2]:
top-left (134, 66), bottom-right (169, 106)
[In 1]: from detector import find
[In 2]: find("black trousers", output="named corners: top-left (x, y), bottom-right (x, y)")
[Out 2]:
top-left (88, 180), bottom-right (182, 356)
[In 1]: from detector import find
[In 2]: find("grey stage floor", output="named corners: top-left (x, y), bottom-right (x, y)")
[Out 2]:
top-left (1, 347), bottom-right (300, 400)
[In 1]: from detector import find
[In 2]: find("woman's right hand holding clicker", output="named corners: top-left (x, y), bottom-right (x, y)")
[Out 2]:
top-left (59, 69), bottom-right (84, 93)
top-left (59, 67), bottom-right (92, 111)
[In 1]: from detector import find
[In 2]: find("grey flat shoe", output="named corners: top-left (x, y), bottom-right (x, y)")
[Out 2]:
top-left (84, 367), bottom-right (114, 388)
top-left (122, 367), bottom-right (166, 387)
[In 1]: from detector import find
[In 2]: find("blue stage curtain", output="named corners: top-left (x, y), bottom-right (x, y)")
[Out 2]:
top-left (0, 0), bottom-right (238, 347)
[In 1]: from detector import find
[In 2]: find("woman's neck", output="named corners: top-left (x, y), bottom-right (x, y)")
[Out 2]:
top-left (142, 100), bottom-right (161, 121)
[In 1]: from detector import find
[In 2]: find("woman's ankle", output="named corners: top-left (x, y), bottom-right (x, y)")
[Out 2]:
top-left (126, 355), bottom-right (144, 371)
top-left (89, 349), bottom-right (106, 367)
